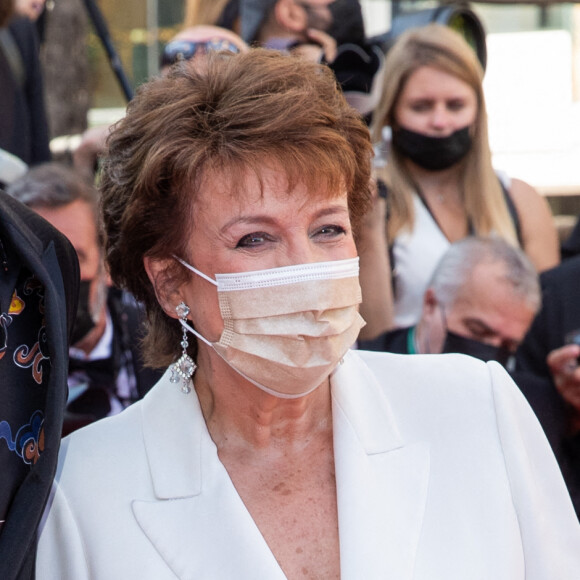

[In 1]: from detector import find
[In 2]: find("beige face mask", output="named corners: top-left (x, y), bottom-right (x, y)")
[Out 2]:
top-left (174, 256), bottom-right (366, 398)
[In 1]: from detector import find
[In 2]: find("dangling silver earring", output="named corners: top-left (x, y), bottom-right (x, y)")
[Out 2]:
top-left (170, 302), bottom-right (196, 394)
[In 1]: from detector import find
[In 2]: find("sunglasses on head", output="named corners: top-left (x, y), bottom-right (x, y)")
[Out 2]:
top-left (160, 38), bottom-right (241, 68)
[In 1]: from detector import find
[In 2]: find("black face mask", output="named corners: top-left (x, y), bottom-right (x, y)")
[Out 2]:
top-left (71, 280), bottom-right (96, 345)
top-left (442, 329), bottom-right (512, 368)
top-left (391, 126), bottom-right (472, 171)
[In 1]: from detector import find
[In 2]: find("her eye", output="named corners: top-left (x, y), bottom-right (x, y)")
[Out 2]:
top-left (312, 224), bottom-right (347, 238)
top-left (410, 101), bottom-right (432, 113)
top-left (235, 232), bottom-right (273, 248)
top-left (447, 100), bottom-right (465, 112)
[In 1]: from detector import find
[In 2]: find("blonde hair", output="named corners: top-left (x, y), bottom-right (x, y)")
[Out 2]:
top-left (371, 24), bottom-right (517, 245)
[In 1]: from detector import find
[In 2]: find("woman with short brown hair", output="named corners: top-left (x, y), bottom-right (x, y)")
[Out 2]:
top-left (37, 49), bottom-right (580, 579)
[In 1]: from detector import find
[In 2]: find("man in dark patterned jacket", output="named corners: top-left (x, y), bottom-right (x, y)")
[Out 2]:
top-left (8, 162), bottom-right (160, 435)
top-left (0, 189), bottom-right (79, 580)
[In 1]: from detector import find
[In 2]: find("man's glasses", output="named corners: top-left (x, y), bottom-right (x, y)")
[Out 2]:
top-left (160, 38), bottom-right (241, 68)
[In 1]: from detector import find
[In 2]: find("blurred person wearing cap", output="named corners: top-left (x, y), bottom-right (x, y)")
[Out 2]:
top-left (360, 236), bottom-right (541, 372)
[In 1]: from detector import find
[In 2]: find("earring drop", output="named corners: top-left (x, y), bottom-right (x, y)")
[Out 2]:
top-left (170, 302), bottom-right (196, 394)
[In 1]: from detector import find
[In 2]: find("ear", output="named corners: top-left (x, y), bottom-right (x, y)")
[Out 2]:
top-left (420, 288), bottom-right (446, 355)
top-left (143, 256), bottom-right (183, 320)
top-left (423, 288), bottom-right (438, 317)
top-left (274, 0), bottom-right (308, 33)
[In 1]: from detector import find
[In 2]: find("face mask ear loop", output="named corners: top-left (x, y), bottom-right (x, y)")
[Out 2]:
top-left (172, 255), bottom-right (217, 347)
top-left (179, 318), bottom-right (212, 347)
top-left (173, 255), bottom-right (218, 286)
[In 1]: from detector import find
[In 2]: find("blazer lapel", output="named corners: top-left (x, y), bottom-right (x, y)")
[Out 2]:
top-left (133, 351), bottom-right (430, 580)
top-left (132, 371), bottom-right (286, 580)
top-left (332, 352), bottom-right (430, 580)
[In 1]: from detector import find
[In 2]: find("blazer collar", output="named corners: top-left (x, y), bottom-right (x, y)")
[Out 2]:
top-left (136, 353), bottom-right (430, 579)
top-left (136, 370), bottom-right (286, 579)
top-left (331, 351), bottom-right (430, 580)
top-left (140, 368), bottom-right (204, 498)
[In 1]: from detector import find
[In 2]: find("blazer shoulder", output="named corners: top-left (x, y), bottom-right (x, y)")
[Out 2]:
top-left (355, 349), bottom-right (493, 397)
top-left (350, 350), bottom-right (507, 430)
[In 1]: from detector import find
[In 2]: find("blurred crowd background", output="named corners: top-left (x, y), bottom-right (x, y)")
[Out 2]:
top-left (39, 0), bottom-right (580, 234)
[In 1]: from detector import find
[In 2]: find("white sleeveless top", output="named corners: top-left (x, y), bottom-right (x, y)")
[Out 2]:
top-left (391, 172), bottom-right (512, 328)
top-left (391, 194), bottom-right (449, 328)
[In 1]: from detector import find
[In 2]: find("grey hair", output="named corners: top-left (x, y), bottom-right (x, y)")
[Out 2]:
top-left (7, 162), bottom-right (103, 247)
top-left (428, 236), bottom-right (541, 313)
top-left (6, 162), bottom-right (98, 214)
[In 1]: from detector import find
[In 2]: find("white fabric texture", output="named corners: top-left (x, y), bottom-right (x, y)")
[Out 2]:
top-left (36, 350), bottom-right (580, 579)
top-left (391, 194), bottom-right (450, 327)
top-left (390, 171), bottom-right (513, 328)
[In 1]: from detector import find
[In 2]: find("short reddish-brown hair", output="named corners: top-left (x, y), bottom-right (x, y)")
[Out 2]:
top-left (100, 49), bottom-right (373, 366)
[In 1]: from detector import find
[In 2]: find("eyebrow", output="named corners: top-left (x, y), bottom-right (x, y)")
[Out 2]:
top-left (466, 316), bottom-right (523, 346)
top-left (408, 96), bottom-right (467, 103)
top-left (462, 317), bottom-right (496, 335)
top-left (219, 204), bottom-right (349, 233)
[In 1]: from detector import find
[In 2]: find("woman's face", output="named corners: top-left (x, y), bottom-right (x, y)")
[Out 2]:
top-left (177, 165), bottom-right (357, 342)
top-left (393, 65), bottom-right (478, 137)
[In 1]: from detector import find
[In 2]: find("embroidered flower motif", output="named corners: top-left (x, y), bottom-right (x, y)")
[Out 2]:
top-left (0, 290), bottom-right (25, 361)
top-left (0, 410), bottom-right (45, 465)
top-left (14, 326), bottom-right (49, 384)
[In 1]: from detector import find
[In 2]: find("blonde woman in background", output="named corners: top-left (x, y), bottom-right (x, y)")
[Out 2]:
top-left (357, 24), bottom-right (559, 340)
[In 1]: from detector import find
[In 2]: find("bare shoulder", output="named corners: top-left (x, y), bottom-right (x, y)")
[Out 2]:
top-left (509, 177), bottom-right (544, 207)
top-left (509, 178), bottom-right (560, 272)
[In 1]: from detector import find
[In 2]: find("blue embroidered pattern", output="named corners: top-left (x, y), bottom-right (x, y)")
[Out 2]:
top-left (0, 410), bottom-right (45, 465)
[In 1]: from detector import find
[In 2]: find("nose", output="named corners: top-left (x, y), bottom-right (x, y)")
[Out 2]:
top-left (285, 238), bottom-right (323, 266)
top-left (429, 104), bottom-right (452, 133)
top-left (282, 231), bottom-right (345, 268)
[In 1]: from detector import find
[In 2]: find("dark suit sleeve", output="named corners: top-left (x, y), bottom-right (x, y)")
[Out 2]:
top-left (517, 257), bottom-right (580, 378)
top-left (515, 257), bottom-right (580, 519)
top-left (0, 191), bottom-right (79, 580)
top-left (0, 191), bottom-right (78, 340)
top-left (8, 17), bottom-right (51, 165)
top-left (358, 327), bottom-right (411, 354)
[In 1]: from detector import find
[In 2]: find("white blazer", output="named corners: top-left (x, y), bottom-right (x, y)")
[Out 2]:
top-left (36, 350), bottom-right (580, 579)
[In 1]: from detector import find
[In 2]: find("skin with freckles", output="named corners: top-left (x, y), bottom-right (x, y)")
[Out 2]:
top-left (145, 164), bottom-right (355, 579)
